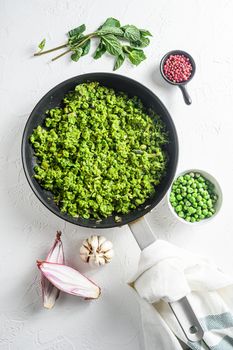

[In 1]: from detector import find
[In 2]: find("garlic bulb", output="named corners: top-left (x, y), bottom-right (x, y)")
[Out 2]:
top-left (80, 235), bottom-right (114, 267)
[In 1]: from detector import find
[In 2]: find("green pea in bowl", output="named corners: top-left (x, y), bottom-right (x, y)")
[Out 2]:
top-left (167, 169), bottom-right (223, 225)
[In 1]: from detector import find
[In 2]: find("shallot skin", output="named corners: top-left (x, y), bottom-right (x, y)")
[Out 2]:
top-left (38, 261), bottom-right (101, 300)
top-left (41, 231), bottom-right (65, 309)
top-left (46, 231), bottom-right (64, 264)
top-left (41, 278), bottom-right (60, 309)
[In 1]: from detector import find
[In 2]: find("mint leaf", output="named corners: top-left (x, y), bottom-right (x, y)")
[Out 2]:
top-left (35, 18), bottom-right (151, 71)
top-left (100, 17), bottom-right (121, 29)
top-left (38, 38), bottom-right (46, 51)
top-left (97, 27), bottom-right (123, 37)
top-left (71, 47), bottom-right (83, 61)
top-left (93, 41), bottom-right (106, 59)
top-left (130, 36), bottom-right (150, 48)
top-left (68, 34), bottom-right (84, 49)
top-left (102, 34), bottom-right (123, 56)
top-left (122, 25), bottom-right (141, 42)
top-left (128, 49), bottom-right (146, 66)
top-left (140, 29), bottom-right (152, 37)
top-left (114, 54), bottom-right (125, 70)
top-left (68, 24), bottom-right (86, 38)
top-left (68, 25), bottom-right (86, 50)
top-left (81, 39), bottom-right (91, 56)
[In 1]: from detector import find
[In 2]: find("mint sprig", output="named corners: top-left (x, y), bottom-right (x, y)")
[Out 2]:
top-left (34, 18), bottom-right (152, 70)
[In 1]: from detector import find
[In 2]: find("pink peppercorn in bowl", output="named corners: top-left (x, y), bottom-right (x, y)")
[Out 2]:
top-left (160, 50), bottom-right (196, 105)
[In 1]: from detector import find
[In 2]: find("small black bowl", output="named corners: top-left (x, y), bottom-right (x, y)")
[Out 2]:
top-left (160, 50), bottom-right (196, 105)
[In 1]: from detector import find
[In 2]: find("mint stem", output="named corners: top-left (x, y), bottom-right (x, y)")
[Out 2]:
top-left (34, 44), bottom-right (67, 56)
top-left (51, 48), bottom-right (71, 61)
top-left (123, 46), bottom-right (131, 54)
top-left (51, 34), bottom-right (96, 61)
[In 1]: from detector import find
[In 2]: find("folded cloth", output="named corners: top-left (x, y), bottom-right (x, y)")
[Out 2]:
top-left (129, 240), bottom-right (233, 350)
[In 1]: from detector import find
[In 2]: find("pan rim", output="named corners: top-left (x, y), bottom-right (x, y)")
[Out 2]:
top-left (21, 72), bottom-right (179, 228)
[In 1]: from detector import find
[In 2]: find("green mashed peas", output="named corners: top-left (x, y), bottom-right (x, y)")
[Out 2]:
top-left (30, 82), bottom-right (169, 220)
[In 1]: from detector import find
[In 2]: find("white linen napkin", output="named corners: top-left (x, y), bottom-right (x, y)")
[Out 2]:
top-left (129, 240), bottom-right (233, 350)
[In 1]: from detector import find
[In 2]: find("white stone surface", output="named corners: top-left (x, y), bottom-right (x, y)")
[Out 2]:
top-left (0, 0), bottom-right (233, 348)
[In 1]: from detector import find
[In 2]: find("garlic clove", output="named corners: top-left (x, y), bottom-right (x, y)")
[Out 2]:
top-left (98, 236), bottom-right (106, 247)
top-left (82, 238), bottom-right (89, 246)
top-left (104, 249), bottom-right (114, 260)
top-left (80, 245), bottom-right (90, 262)
top-left (98, 256), bottom-right (106, 266)
top-left (100, 240), bottom-right (113, 252)
top-left (80, 235), bottom-right (114, 267)
top-left (92, 254), bottom-right (106, 266)
top-left (89, 255), bottom-right (100, 267)
top-left (88, 235), bottom-right (98, 252)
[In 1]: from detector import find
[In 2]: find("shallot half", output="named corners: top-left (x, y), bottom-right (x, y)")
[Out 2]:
top-left (38, 261), bottom-right (101, 300)
top-left (41, 231), bottom-right (65, 309)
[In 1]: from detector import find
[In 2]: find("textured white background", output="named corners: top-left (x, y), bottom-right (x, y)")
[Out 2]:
top-left (1, 0), bottom-right (233, 349)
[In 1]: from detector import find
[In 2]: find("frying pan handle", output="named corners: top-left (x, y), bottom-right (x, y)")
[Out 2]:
top-left (179, 85), bottom-right (192, 105)
top-left (169, 297), bottom-right (204, 342)
top-left (129, 216), bottom-right (156, 250)
top-left (128, 217), bottom-right (204, 342)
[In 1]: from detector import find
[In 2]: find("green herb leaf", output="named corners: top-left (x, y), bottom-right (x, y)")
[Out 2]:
top-left (97, 26), bottom-right (123, 37)
top-left (114, 54), bottom-right (125, 70)
top-left (81, 39), bottom-right (91, 56)
top-left (35, 18), bottom-right (152, 70)
top-left (68, 24), bottom-right (86, 50)
top-left (122, 25), bottom-right (141, 42)
top-left (101, 34), bottom-right (123, 56)
top-left (128, 49), bottom-right (146, 66)
top-left (68, 24), bottom-right (86, 38)
top-left (93, 40), bottom-right (106, 59)
top-left (71, 47), bottom-right (83, 61)
top-left (140, 29), bottom-right (152, 37)
top-left (130, 36), bottom-right (150, 48)
top-left (68, 34), bottom-right (84, 49)
top-left (38, 38), bottom-right (46, 51)
top-left (100, 17), bottom-right (121, 29)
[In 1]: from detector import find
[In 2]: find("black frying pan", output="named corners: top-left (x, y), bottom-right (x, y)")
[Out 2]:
top-left (21, 73), bottom-right (179, 228)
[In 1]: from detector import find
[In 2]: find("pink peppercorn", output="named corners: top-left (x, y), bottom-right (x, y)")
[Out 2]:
top-left (163, 54), bottom-right (192, 83)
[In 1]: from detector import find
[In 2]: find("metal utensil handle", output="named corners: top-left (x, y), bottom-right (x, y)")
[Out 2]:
top-left (129, 216), bottom-right (204, 342)
top-left (169, 297), bottom-right (204, 342)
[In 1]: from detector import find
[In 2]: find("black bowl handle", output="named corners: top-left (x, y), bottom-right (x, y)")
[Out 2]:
top-left (179, 85), bottom-right (192, 105)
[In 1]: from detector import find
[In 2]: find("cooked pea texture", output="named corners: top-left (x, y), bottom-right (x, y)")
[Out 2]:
top-left (30, 82), bottom-right (169, 220)
top-left (170, 172), bottom-right (218, 222)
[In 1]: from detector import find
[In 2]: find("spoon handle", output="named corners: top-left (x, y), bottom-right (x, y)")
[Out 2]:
top-left (179, 85), bottom-right (192, 105)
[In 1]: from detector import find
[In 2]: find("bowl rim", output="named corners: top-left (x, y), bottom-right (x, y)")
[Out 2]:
top-left (167, 168), bottom-right (223, 225)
